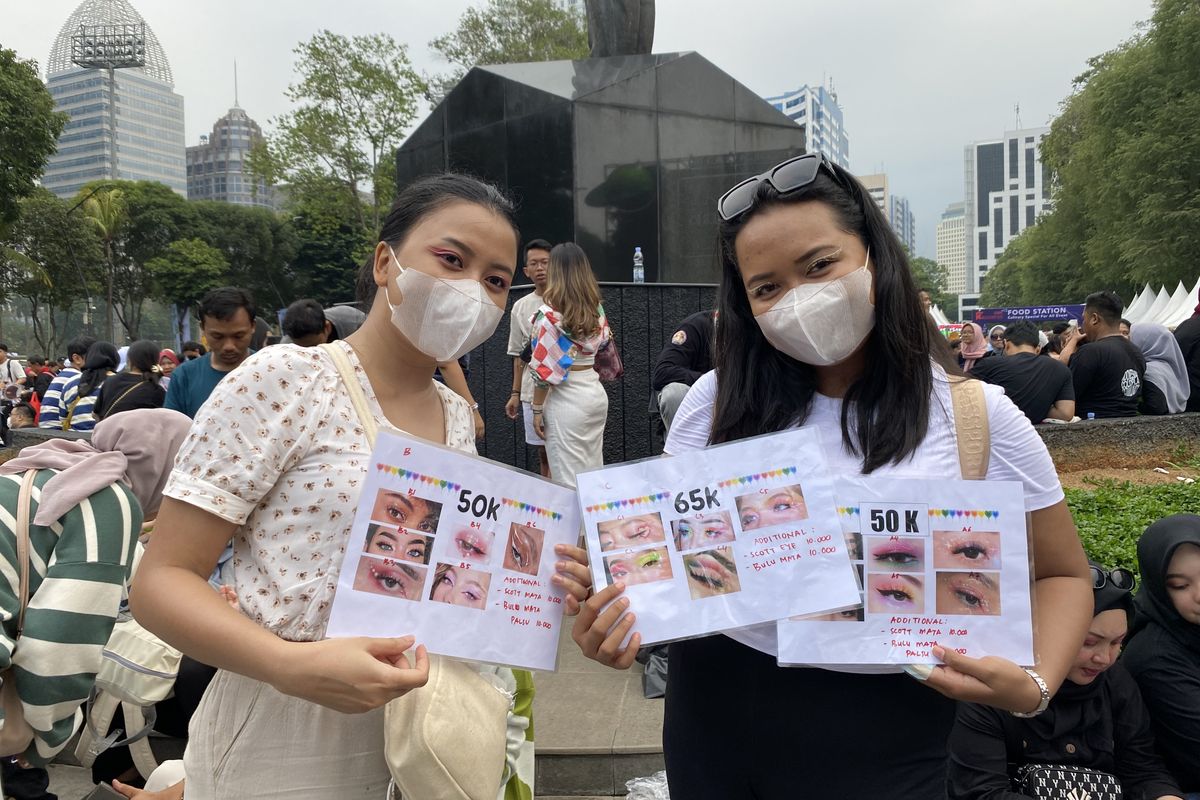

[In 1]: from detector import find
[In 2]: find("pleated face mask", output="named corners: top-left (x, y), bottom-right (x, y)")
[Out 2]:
top-left (753, 248), bottom-right (875, 366)
top-left (385, 246), bottom-right (504, 362)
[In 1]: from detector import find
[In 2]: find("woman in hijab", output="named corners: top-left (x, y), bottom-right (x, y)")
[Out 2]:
top-left (947, 560), bottom-right (1184, 799)
top-left (1130, 323), bottom-right (1191, 415)
top-left (1121, 515), bottom-right (1200, 794)
top-left (0, 409), bottom-right (192, 789)
top-left (958, 322), bottom-right (990, 372)
top-left (987, 324), bottom-right (1007, 354)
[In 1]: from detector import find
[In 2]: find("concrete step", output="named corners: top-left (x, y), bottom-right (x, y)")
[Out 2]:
top-left (531, 629), bottom-right (664, 796)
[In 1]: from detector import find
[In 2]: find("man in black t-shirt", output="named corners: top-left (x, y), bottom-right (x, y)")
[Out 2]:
top-left (1060, 290), bottom-right (1146, 418)
top-left (972, 321), bottom-right (1075, 424)
top-left (652, 310), bottom-right (716, 431)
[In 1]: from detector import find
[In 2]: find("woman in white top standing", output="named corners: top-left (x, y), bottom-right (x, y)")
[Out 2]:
top-left (529, 243), bottom-right (612, 487)
top-left (131, 174), bottom-right (593, 799)
top-left (572, 154), bottom-right (1093, 798)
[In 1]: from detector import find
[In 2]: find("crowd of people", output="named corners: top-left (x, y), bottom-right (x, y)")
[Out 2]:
top-left (0, 162), bottom-right (1196, 800)
top-left (943, 289), bottom-right (1198, 425)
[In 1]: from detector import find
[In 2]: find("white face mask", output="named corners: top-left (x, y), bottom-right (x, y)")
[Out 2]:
top-left (753, 248), bottom-right (875, 366)
top-left (384, 247), bottom-right (504, 362)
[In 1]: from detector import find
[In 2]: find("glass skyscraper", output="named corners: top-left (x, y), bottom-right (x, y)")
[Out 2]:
top-left (187, 106), bottom-right (275, 208)
top-left (43, 0), bottom-right (186, 198)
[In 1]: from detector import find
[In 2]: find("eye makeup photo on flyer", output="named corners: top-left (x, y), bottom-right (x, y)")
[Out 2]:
top-left (326, 430), bottom-right (582, 671)
top-left (577, 427), bottom-right (859, 646)
top-left (777, 475), bottom-right (1033, 666)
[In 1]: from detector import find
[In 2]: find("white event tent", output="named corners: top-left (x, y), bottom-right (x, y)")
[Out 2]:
top-left (1124, 278), bottom-right (1200, 329)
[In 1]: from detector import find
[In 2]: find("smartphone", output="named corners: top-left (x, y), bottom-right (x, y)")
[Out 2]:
top-left (83, 784), bottom-right (125, 800)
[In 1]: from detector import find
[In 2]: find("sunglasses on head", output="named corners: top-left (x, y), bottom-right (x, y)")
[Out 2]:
top-left (717, 153), bottom-right (850, 222)
top-left (1091, 565), bottom-right (1136, 592)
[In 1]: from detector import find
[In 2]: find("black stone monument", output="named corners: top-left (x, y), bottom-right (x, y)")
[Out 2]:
top-left (395, 51), bottom-right (808, 283)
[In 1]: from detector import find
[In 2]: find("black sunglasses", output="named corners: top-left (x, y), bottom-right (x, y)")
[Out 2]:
top-left (1091, 565), bottom-right (1136, 592)
top-left (717, 153), bottom-right (848, 222)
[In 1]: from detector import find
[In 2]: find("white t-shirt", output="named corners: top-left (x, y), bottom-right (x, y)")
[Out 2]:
top-left (506, 291), bottom-right (543, 403)
top-left (664, 366), bottom-right (1064, 660)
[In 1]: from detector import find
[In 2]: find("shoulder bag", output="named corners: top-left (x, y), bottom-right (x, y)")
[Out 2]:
top-left (948, 377), bottom-right (990, 480)
top-left (595, 337), bottom-right (624, 383)
top-left (319, 343), bottom-right (510, 800)
top-left (0, 470), bottom-right (40, 757)
top-left (999, 717), bottom-right (1123, 799)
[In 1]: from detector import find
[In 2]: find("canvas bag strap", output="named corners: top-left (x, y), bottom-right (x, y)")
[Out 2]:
top-left (14, 470), bottom-right (37, 635)
top-left (948, 377), bottom-right (991, 481)
top-left (320, 343), bottom-right (378, 442)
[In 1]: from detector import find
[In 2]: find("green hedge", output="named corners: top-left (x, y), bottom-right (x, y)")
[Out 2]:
top-left (1066, 481), bottom-right (1199, 573)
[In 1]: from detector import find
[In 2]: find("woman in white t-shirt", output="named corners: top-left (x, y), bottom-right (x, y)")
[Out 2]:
top-left (131, 175), bottom-right (593, 799)
top-left (571, 154), bottom-right (1093, 798)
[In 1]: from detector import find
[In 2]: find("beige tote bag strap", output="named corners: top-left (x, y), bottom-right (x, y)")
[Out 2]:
top-left (320, 343), bottom-right (378, 442)
top-left (948, 377), bottom-right (991, 481)
top-left (14, 470), bottom-right (37, 635)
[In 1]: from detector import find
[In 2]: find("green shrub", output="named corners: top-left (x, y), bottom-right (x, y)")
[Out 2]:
top-left (1066, 481), bottom-right (1199, 573)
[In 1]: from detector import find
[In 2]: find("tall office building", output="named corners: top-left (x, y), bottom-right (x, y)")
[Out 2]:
top-left (764, 82), bottom-right (850, 169)
top-left (858, 173), bottom-right (888, 215)
top-left (889, 194), bottom-right (916, 253)
top-left (964, 126), bottom-right (1052, 293)
top-left (936, 202), bottom-right (967, 294)
top-left (187, 105), bottom-right (275, 208)
top-left (857, 173), bottom-right (915, 251)
top-left (43, 0), bottom-right (186, 199)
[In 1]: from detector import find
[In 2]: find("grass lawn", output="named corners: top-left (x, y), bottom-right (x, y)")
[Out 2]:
top-left (1067, 480), bottom-right (1198, 572)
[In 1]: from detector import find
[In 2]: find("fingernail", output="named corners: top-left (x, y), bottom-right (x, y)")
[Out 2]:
top-left (618, 597), bottom-right (630, 608)
top-left (932, 645), bottom-right (946, 660)
top-left (615, 581), bottom-right (625, 591)
top-left (903, 664), bottom-right (934, 682)
top-left (554, 544), bottom-right (568, 554)
top-left (556, 561), bottom-right (568, 571)
top-left (551, 574), bottom-right (564, 585)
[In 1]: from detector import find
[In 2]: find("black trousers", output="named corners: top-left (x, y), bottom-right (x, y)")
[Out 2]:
top-left (664, 634), bottom-right (955, 800)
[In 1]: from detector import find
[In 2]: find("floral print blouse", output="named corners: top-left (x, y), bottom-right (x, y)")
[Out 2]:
top-left (163, 341), bottom-right (476, 641)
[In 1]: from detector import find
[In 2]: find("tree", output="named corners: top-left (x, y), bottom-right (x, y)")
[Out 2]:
top-left (429, 0), bottom-right (589, 97)
top-left (907, 255), bottom-right (954, 314)
top-left (190, 201), bottom-right (299, 311)
top-left (146, 239), bottom-right (228, 343)
top-left (248, 31), bottom-right (426, 234)
top-left (81, 187), bottom-right (127, 342)
top-left (1016, 0), bottom-right (1200, 298)
top-left (2, 189), bottom-right (101, 355)
top-left (0, 49), bottom-right (67, 236)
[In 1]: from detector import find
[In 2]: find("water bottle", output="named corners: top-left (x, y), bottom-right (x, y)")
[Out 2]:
top-left (632, 246), bottom-right (645, 283)
top-left (1087, 412), bottom-right (1096, 421)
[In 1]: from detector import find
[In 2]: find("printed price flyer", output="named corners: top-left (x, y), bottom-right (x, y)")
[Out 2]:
top-left (326, 430), bottom-right (581, 671)
top-left (777, 476), bottom-right (1033, 666)
top-left (576, 428), bottom-right (859, 646)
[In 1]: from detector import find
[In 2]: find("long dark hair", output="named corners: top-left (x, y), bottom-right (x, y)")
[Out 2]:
top-left (711, 160), bottom-right (956, 473)
top-left (356, 173), bottom-right (520, 305)
top-left (126, 340), bottom-right (162, 385)
top-left (78, 341), bottom-right (120, 397)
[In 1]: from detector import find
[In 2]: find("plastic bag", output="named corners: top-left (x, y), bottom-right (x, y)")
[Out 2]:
top-left (625, 770), bottom-right (670, 800)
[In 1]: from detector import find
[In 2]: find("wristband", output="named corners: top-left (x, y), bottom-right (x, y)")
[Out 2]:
top-left (469, 402), bottom-right (479, 412)
top-left (1009, 668), bottom-right (1051, 718)
top-left (510, 390), bottom-right (520, 396)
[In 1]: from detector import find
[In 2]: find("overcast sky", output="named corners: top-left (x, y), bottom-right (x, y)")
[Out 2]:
top-left (5, 0), bottom-right (1153, 257)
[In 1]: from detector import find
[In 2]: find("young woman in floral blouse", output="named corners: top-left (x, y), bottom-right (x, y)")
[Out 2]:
top-left (132, 175), bottom-right (593, 799)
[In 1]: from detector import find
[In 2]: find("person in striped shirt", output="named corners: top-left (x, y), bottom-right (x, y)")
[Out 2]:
top-left (36, 335), bottom-right (95, 432)
top-left (0, 409), bottom-right (192, 779)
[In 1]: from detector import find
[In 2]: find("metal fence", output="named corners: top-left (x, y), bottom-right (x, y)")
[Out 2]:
top-left (469, 282), bottom-right (717, 471)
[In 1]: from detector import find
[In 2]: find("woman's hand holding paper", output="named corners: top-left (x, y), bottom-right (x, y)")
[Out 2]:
top-left (273, 635), bottom-right (431, 713)
top-left (551, 543), bottom-right (592, 614)
top-left (921, 645), bottom-right (1044, 714)
top-left (573, 583), bottom-right (641, 669)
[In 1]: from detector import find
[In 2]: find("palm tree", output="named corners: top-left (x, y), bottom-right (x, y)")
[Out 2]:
top-left (81, 188), bottom-right (125, 342)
